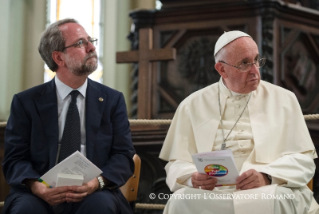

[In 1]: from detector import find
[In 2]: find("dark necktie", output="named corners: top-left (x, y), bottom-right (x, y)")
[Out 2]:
top-left (58, 90), bottom-right (81, 162)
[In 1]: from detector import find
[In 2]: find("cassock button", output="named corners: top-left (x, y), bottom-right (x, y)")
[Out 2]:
top-left (99, 97), bottom-right (104, 102)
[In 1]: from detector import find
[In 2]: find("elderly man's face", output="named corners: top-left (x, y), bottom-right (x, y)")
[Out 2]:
top-left (216, 37), bottom-right (260, 94)
top-left (59, 23), bottom-right (98, 76)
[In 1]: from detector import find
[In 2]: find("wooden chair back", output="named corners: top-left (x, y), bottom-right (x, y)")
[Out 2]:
top-left (120, 154), bottom-right (141, 202)
top-left (308, 178), bottom-right (313, 191)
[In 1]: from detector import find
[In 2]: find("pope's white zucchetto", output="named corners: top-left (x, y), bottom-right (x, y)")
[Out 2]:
top-left (214, 30), bottom-right (252, 56)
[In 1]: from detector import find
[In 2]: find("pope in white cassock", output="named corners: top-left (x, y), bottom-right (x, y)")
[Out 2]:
top-left (159, 30), bottom-right (319, 214)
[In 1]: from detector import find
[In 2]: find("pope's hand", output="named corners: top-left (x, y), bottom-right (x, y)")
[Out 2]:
top-left (191, 172), bottom-right (217, 190)
top-left (236, 169), bottom-right (270, 190)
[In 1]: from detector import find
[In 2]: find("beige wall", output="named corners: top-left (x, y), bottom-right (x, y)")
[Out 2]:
top-left (0, 0), bottom-right (46, 121)
top-left (0, 0), bottom-right (11, 121)
top-left (0, 0), bottom-right (156, 121)
top-left (131, 0), bottom-right (156, 9)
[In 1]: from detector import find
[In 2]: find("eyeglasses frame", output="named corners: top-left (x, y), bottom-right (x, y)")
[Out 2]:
top-left (63, 38), bottom-right (98, 51)
top-left (219, 58), bottom-right (266, 72)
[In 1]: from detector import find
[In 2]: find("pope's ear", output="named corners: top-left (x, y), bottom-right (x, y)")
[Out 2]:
top-left (52, 51), bottom-right (65, 67)
top-left (215, 62), bottom-right (228, 78)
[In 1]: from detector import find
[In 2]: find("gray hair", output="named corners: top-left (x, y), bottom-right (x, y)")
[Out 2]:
top-left (38, 18), bottom-right (79, 71)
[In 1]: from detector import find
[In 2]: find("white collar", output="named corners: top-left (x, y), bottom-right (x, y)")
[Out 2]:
top-left (55, 76), bottom-right (87, 100)
top-left (220, 78), bottom-right (248, 97)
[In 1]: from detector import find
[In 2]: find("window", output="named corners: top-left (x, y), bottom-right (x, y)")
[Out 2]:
top-left (156, 0), bottom-right (162, 10)
top-left (44, 0), bottom-right (103, 83)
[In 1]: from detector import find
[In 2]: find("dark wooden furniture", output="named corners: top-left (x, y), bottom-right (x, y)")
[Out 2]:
top-left (125, 0), bottom-right (319, 119)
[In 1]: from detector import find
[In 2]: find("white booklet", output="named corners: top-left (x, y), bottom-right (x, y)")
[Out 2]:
top-left (192, 149), bottom-right (239, 186)
top-left (40, 151), bottom-right (102, 188)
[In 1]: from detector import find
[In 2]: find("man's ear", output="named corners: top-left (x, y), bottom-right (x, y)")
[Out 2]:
top-left (52, 51), bottom-right (65, 67)
top-left (215, 62), bottom-right (228, 79)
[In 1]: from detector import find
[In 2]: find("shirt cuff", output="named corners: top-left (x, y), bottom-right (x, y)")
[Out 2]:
top-left (182, 177), bottom-right (193, 187)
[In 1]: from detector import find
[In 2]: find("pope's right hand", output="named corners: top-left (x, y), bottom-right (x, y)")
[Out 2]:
top-left (191, 172), bottom-right (217, 190)
top-left (25, 179), bottom-right (71, 206)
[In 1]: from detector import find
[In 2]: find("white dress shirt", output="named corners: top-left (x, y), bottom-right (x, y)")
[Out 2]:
top-left (55, 77), bottom-right (87, 156)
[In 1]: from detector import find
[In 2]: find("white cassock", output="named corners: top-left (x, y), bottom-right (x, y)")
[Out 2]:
top-left (159, 78), bottom-right (319, 214)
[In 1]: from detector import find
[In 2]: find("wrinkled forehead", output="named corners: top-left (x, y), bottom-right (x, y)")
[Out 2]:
top-left (59, 23), bottom-right (89, 41)
top-left (226, 37), bottom-right (256, 50)
top-left (223, 37), bottom-right (258, 57)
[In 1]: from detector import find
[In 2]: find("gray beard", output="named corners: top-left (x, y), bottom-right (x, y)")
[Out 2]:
top-left (66, 53), bottom-right (98, 76)
top-left (71, 60), bottom-right (97, 76)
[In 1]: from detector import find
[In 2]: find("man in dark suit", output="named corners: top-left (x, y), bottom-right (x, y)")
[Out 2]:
top-left (2, 18), bottom-right (135, 214)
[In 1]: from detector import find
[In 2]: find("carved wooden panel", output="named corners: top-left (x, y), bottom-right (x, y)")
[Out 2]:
top-left (128, 0), bottom-right (319, 118)
top-left (152, 21), bottom-right (258, 118)
top-left (276, 23), bottom-right (319, 113)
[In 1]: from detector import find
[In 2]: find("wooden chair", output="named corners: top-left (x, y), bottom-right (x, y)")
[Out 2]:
top-left (308, 178), bottom-right (313, 191)
top-left (120, 154), bottom-right (141, 204)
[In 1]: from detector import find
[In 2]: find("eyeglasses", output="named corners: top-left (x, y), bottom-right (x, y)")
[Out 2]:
top-left (63, 38), bottom-right (98, 50)
top-left (219, 58), bottom-right (266, 72)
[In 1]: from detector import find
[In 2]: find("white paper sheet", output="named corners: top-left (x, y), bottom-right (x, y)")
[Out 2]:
top-left (40, 151), bottom-right (102, 188)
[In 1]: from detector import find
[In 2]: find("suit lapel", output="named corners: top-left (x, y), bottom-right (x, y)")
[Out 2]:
top-left (34, 79), bottom-right (59, 168)
top-left (85, 79), bottom-right (104, 160)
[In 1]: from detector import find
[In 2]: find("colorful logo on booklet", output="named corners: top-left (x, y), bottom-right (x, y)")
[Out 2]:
top-left (204, 164), bottom-right (228, 177)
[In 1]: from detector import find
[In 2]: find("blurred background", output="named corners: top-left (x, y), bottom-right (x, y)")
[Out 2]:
top-left (0, 0), bottom-right (162, 121)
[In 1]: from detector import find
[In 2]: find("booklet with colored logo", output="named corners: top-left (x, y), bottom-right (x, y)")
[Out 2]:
top-left (40, 151), bottom-right (102, 188)
top-left (192, 149), bottom-right (239, 186)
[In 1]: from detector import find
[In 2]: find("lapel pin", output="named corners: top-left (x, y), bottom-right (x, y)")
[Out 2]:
top-left (99, 97), bottom-right (104, 102)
